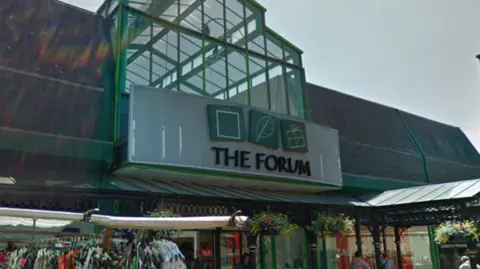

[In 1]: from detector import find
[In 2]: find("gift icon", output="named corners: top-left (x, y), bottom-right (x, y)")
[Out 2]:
top-left (286, 124), bottom-right (306, 149)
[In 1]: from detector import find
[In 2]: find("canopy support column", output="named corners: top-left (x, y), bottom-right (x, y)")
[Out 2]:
top-left (372, 225), bottom-right (383, 269)
top-left (247, 234), bottom-right (258, 269)
top-left (382, 226), bottom-right (388, 254)
top-left (214, 228), bottom-right (222, 269)
top-left (355, 214), bottom-right (362, 252)
top-left (394, 227), bottom-right (403, 269)
top-left (104, 227), bottom-right (113, 252)
top-left (308, 231), bottom-right (318, 269)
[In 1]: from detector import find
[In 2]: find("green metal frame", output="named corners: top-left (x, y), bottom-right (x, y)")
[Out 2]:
top-left (397, 109), bottom-right (430, 184)
top-left (110, 0), bottom-right (307, 145)
top-left (304, 230), bottom-right (311, 269)
top-left (270, 236), bottom-right (277, 269)
top-left (428, 226), bottom-right (441, 269)
top-left (260, 236), bottom-right (267, 269)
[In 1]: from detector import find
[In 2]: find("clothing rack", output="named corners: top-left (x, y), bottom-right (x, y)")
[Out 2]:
top-left (0, 207), bottom-right (247, 269)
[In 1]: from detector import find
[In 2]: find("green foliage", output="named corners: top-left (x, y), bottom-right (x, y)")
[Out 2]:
top-left (309, 213), bottom-right (354, 236)
top-left (149, 210), bottom-right (176, 218)
top-left (434, 221), bottom-right (479, 244)
top-left (137, 209), bottom-right (181, 239)
top-left (250, 212), bottom-right (297, 236)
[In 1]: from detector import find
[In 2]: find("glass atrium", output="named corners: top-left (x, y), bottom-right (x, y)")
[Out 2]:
top-left (98, 0), bottom-right (307, 119)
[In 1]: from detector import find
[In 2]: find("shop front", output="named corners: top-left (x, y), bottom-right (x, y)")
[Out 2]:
top-left (0, 206), bottom-right (248, 269)
top-left (108, 81), bottom-right (346, 268)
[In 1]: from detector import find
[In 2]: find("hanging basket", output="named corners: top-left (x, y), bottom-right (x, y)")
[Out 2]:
top-left (249, 212), bottom-right (297, 237)
top-left (309, 213), bottom-right (354, 237)
top-left (434, 221), bottom-right (479, 245)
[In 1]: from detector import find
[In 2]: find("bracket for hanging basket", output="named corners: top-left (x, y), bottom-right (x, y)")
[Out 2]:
top-left (83, 208), bottom-right (100, 222)
top-left (228, 210), bottom-right (243, 227)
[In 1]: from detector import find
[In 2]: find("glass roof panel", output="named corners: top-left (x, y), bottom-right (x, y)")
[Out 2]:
top-left (225, 0), bottom-right (245, 47)
top-left (452, 179), bottom-right (480, 199)
top-left (365, 189), bottom-right (404, 206)
top-left (265, 31), bottom-right (283, 60)
top-left (395, 182), bottom-right (460, 204)
top-left (396, 184), bottom-right (446, 204)
top-left (434, 180), bottom-right (480, 200)
top-left (376, 187), bottom-right (424, 206)
top-left (203, 0), bottom-right (225, 39)
top-left (180, 8), bottom-right (202, 31)
top-left (227, 49), bottom-right (247, 83)
top-left (363, 179), bottom-right (480, 207)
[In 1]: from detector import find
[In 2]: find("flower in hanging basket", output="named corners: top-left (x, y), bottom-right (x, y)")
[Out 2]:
top-left (434, 221), bottom-right (479, 244)
top-left (309, 213), bottom-right (354, 237)
top-left (250, 212), bottom-right (297, 236)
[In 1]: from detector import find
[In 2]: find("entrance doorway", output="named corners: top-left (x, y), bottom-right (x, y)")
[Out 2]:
top-left (172, 231), bottom-right (199, 269)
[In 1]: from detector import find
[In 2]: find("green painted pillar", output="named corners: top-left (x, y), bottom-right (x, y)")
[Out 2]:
top-left (428, 226), bottom-right (441, 269)
top-left (260, 236), bottom-right (267, 269)
top-left (113, 0), bottom-right (129, 142)
top-left (271, 236), bottom-right (277, 269)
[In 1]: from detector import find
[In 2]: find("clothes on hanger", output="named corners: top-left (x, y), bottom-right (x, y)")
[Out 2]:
top-left (136, 239), bottom-right (186, 269)
top-left (0, 251), bottom-right (9, 269)
top-left (75, 240), bottom-right (111, 269)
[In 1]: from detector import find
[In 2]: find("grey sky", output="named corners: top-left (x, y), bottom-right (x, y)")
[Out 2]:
top-left (61, 0), bottom-right (480, 150)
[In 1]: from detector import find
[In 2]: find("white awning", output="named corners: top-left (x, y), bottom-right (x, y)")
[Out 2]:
top-left (0, 217), bottom-right (72, 229)
top-left (91, 215), bottom-right (248, 230)
top-left (0, 207), bottom-right (248, 230)
top-left (0, 208), bottom-right (84, 221)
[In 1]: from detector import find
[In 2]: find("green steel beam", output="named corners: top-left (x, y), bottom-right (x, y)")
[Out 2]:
top-left (266, 26), bottom-right (303, 55)
top-left (128, 43), bottom-right (204, 93)
top-left (156, 36), bottom-right (233, 92)
top-left (125, 5), bottom-right (303, 70)
top-left (243, 0), bottom-right (252, 105)
top-left (260, 236), bottom-right (267, 269)
top-left (126, 0), bottom-right (258, 86)
top-left (304, 230), bottom-right (311, 269)
top-left (126, 0), bottom-right (204, 66)
top-left (165, 78), bottom-right (204, 94)
top-left (148, 13), bottom-right (258, 87)
top-left (124, 0), bottom-right (178, 45)
top-left (127, 45), bottom-right (178, 66)
top-left (428, 226), bottom-right (441, 269)
top-left (397, 110), bottom-right (430, 184)
top-left (208, 54), bottom-right (297, 98)
top-left (271, 236), bottom-right (277, 269)
top-left (120, 4), bottom-right (305, 99)
top-left (261, 9), bottom-right (272, 110)
top-left (151, 29), bottom-right (260, 92)
top-left (114, 1), bottom-right (129, 142)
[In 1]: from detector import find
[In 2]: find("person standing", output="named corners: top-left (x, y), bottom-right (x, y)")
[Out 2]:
top-left (380, 253), bottom-right (396, 269)
top-left (192, 250), bottom-right (207, 269)
top-left (234, 254), bottom-right (250, 269)
top-left (351, 251), bottom-right (370, 269)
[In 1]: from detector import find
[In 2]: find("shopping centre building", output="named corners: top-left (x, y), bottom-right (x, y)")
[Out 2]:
top-left (0, 0), bottom-right (480, 269)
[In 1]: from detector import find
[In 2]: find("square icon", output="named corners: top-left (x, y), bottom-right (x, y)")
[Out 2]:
top-left (207, 104), bottom-right (245, 141)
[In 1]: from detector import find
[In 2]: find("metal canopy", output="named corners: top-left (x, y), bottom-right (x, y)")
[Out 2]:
top-left (109, 178), bottom-right (369, 207)
top-left (361, 178), bottom-right (480, 207)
